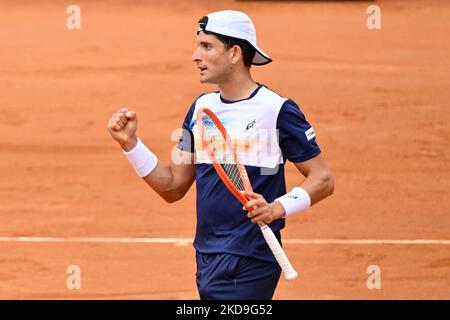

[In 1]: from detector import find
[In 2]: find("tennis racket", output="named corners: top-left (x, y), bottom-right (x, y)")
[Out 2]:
top-left (196, 107), bottom-right (298, 281)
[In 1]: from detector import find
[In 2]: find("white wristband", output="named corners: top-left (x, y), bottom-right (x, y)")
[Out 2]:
top-left (123, 138), bottom-right (158, 177)
top-left (275, 187), bottom-right (311, 218)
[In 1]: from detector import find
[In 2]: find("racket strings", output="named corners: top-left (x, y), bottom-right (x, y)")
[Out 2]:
top-left (222, 163), bottom-right (245, 191)
top-left (202, 114), bottom-right (246, 191)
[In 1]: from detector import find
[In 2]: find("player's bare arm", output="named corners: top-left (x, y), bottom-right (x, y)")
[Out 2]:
top-left (291, 153), bottom-right (334, 205)
top-left (143, 155), bottom-right (195, 203)
top-left (244, 153), bottom-right (334, 223)
top-left (107, 107), bottom-right (195, 203)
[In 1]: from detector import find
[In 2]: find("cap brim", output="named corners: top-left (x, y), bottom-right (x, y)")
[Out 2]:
top-left (252, 46), bottom-right (272, 65)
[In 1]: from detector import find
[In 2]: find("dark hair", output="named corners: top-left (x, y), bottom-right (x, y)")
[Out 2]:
top-left (197, 16), bottom-right (256, 68)
top-left (213, 33), bottom-right (256, 68)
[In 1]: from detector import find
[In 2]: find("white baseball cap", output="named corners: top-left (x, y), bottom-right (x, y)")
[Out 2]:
top-left (197, 10), bottom-right (272, 66)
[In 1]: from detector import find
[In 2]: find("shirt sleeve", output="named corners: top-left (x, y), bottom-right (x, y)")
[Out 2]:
top-left (176, 101), bottom-right (196, 153)
top-left (276, 99), bottom-right (321, 163)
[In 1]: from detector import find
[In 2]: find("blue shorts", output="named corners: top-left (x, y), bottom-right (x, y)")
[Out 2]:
top-left (195, 252), bottom-right (282, 300)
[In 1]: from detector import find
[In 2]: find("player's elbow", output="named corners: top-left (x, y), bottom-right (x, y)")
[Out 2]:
top-left (321, 169), bottom-right (335, 197)
top-left (160, 189), bottom-right (186, 203)
top-left (161, 193), bottom-right (180, 203)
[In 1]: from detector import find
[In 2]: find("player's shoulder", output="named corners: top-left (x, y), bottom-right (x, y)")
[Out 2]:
top-left (193, 90), bottom-right (220, 104)
top-left (257, 84), bottom-right (302, 115)
top-left (258, 84), bottom-right (286, 100)
top-left (260, 84), bottom-right (304, 112)
top-left (183, 90), bottom-right (219, 115)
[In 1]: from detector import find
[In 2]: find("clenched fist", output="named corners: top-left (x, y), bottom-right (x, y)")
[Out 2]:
top-left (107, 107), bottom-right (138, 151)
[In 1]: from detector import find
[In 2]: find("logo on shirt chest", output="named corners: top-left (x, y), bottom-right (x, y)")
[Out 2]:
top-left (244, 119), bottom-right (256, 132)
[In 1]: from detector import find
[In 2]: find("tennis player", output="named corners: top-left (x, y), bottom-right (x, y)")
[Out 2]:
top-left (107, 10), bottom-right (334, 300)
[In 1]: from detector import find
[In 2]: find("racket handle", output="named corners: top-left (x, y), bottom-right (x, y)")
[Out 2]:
top-left (258, 222), bottom-right (298, 281)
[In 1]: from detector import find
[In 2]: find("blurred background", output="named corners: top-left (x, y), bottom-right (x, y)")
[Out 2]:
top-left (0, 0), bottom-right (449, 299)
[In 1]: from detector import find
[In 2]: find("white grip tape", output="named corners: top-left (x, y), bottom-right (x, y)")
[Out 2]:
top-left (258, 222), bottom-right (298, 281)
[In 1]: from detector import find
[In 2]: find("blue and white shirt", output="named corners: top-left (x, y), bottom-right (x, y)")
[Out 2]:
top-left (177, 84), bottom-right (321, 263)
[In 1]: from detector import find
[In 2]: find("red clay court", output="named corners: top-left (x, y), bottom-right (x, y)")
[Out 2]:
top-left (0, 0), bottom-right (449, 299)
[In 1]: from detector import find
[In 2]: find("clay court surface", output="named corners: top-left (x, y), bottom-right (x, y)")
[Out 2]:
top-left (0, 0), bottom-right (449, 299)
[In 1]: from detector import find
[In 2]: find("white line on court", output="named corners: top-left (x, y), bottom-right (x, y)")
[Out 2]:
top-left (0, 237), bottom-right (449, 245)
top-left (283, 239), bottom-right (450, 245)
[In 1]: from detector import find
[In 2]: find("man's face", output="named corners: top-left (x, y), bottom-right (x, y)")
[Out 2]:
top-left (192, 32), bottom-right (232, 84)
